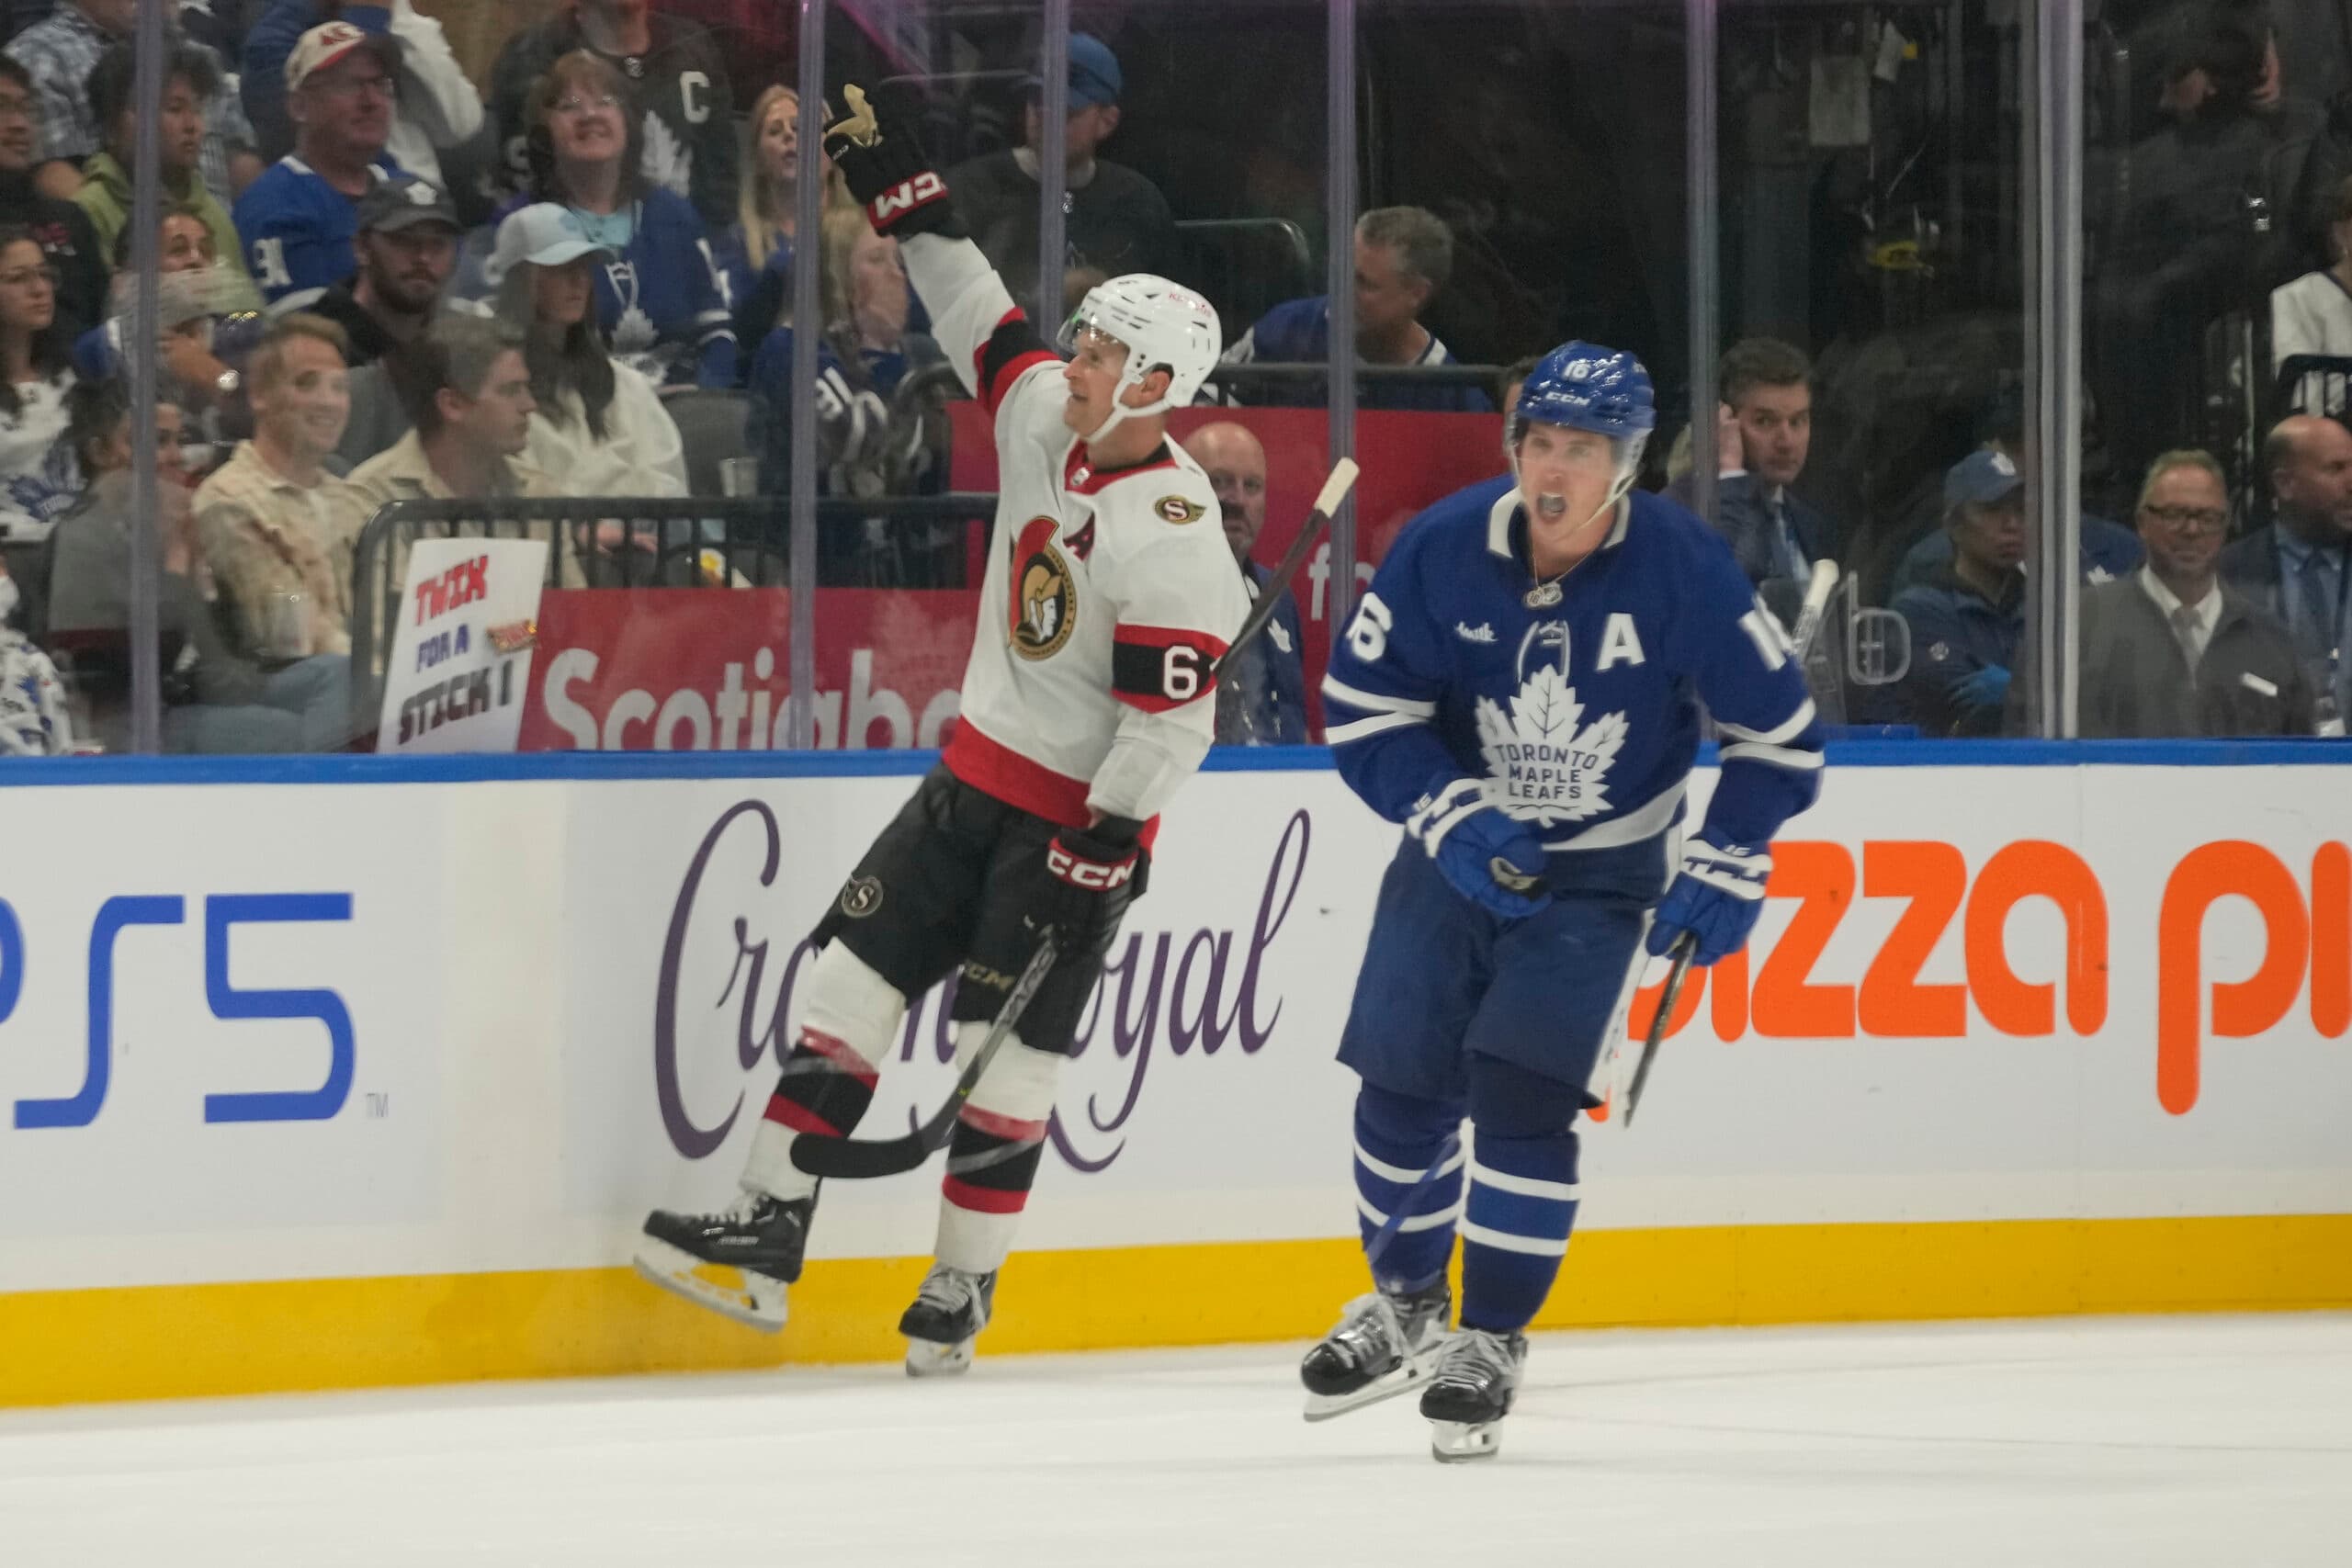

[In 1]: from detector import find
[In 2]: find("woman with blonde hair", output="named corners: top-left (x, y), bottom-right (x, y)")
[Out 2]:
top-left (717, 85), bottom-right (854, 346)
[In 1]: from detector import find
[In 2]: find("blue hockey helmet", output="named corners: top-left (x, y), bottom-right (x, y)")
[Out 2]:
top-left (1507, 342), bottom-right (1657, 473)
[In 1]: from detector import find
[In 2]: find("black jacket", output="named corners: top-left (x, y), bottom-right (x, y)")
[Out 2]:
top-left (2075, 576), bottom-right (2315, 738)
top-left (0, 170), bottom-right (108, 341)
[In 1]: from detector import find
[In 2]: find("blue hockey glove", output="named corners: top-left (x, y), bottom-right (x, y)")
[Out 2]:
top-left (1407, 777), bottom-right (1551, 920)
top-left (1646, 829), bottom-right (1772, 966)
top-left (1948, 663), bottom-right (2013, 715)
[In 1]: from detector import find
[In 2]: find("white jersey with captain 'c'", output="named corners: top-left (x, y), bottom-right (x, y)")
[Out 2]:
top-left (900, 232), bottom-right (1250, 829)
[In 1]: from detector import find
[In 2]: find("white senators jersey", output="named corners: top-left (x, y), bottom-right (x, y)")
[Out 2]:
top-left (900, 233), bottom-right (1250, 829)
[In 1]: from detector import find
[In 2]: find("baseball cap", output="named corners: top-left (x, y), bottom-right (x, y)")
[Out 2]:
top-left (356, 175), bottom-right (458, 235)
top-left (1023, 32), bottom-right (1123, 108)
top-left (286, 20), bottom-right (399, 94)
top-left (1944, 447), bottom-right (2025, 513)
top-left (485, 204), bottom-right (613, 287)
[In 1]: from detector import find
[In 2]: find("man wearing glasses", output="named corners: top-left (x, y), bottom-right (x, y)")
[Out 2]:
top-left (232, 21), bottom-right (400, 309)
top-left (2073, 450), bottom-right (2314, 738)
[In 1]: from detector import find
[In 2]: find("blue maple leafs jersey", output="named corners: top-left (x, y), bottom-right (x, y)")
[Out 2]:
top-left (232, 155), bottom-right (402, 308)
top-left (1323, 476), bottom-right (1824, 862)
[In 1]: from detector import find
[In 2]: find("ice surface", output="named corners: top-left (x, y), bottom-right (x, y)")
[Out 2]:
top-left (2, 1314), bottom-right (2346, 1565)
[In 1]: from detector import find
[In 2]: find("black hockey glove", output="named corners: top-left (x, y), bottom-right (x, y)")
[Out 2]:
top-left (1035, 817), bottom-right (1148, 951)
top-left (822, 84), bottom-right (964, 241)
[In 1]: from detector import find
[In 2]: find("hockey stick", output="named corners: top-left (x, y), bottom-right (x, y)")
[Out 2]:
top-left (791, 458), bottom-right (1362, 1182)
top-left (1363, 1130), bottom-right (1462, 1276)
top-left (1619, 933), bottom-right (1695, 1127)
top-left (1622, 560), bottom-right (1839, 1127)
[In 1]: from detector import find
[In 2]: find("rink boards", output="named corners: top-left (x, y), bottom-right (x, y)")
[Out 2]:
top-left (2, 743), bottom-right (2350, 1406)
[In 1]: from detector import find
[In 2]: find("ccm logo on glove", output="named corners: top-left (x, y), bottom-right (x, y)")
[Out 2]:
top-left (870, 172), bottom-right (946, 224)
top-left (1047, 840), bottom-right (1138, 890)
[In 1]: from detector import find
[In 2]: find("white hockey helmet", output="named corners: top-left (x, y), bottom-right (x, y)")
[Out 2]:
top-left (1057, 273), bottom-right (1221, 438)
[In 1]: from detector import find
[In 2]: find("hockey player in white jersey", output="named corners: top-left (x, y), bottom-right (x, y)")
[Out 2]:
top-left (635, 85), bottom-right (1250, 1371)
top-left (1302, 344), bottom-right (1825, 1459)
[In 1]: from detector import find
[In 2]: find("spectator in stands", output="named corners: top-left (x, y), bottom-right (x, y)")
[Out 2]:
top-left (0, 604), bottom-right (70, 751)
top-left (1190, 420), bottom-right (1306, 745)
top-left (718, 85), bottom-right (853, 348)
top-left (349, 311), bottom-right (565, 507)
top-left (498, 0), bottom-right (742, 230)
top-left (2271, 175), bottom-right (2352, 416)
top-left (0, 226), bottom-right (78, 554)
top-left (1676, 337), bottom-right (1833, 586)
top-left (192, 313), bottom-right (369, 662)
top-left (1885, 391), bottom-right (2145, 598)
top-left (243, 0), bottom-right (483, 190)
top-left (948, 32), bottom-right (1176, 314)
top-left (491, 0), bottom-right (737, 230)
top-left (4, 0), bottom-right (257, 205)
top-left (73, 43), bottom-right (257, 310)
top-left (76, 209), bottom-right (260, 437)
top-left (1223, 208), bottom-right (1492, 413)
top-left (488, 203), bottom-right (684, 499)
top-left (1497, 353), bottom-right (1542, 419)
top-left (49, 381), bottom-right (350, 752)
top-left (2073, 449), bottom-right (2312, 737)
top-left (747, 206), bottom-right (946, 509)
top-left (308, 173), bottom-right (457, 368)
top-left (232, 21), bottom-right (399, 308)
top-left (2095, 6), bottom-right (2284, 488)
top-left (512, 49), bottom-right (735, 389)
top-left (2222, 413), bottom-right (2352, 715)
top-left (0, 55), bottom-right (105, 338)
top-left (1891, 450), bottom-right (2026, 738)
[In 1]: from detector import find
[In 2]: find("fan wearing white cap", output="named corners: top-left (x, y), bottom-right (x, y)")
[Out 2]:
top-left (230, 21), bottom-right (402, 310)
top-left (484, 203), bottom-right (685, 502)
top-left (632, 84), bottom-right (1249, 1366)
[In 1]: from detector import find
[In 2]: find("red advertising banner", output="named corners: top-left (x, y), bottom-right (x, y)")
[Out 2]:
top-left (518, 587), bottom-right (980, 751)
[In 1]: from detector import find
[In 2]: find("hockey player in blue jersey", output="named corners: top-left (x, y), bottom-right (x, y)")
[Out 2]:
top-left (1303, 343), bottom-right (1825, 1461)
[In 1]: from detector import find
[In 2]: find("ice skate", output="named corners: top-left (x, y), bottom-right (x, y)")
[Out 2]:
top-left (634, 1190), bottom-right (814, 1332)
top-left (1420, 1327), bottom-right (1528, 1462)
top-left (1298, 1278), bottom-right (1452, 1421)
top-left (899, 1262), bottom-right (997, 1376)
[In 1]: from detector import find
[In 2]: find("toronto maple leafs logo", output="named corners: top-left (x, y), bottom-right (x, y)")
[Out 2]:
top-left (1473, 666), bottom-right (1628, 826)
top-left (643, 112), bottom-right (694, 201)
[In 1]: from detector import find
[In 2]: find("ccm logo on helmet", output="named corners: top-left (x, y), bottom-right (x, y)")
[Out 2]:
top-left (870, 172), bottom-right (947, 222)
top-left (1047, 842), bottom-right (1138, 890)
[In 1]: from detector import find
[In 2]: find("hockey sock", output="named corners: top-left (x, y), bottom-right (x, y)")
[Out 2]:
top-left (1351, 1081), bottom-right (1465, 1293)
top-left (742, 944), bottom-right (906, 1202)
top-left (934, 1026), bottom-right (1061, 1274)
top-left (1458, 1055), bottom-right (1583, 1334)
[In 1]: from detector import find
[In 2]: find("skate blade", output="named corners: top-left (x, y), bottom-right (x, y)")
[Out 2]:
top-left (1429, 1419), bottom-right (1502, 1463)
top-left (904, 1337), bottom-right (975, 1378)
top-left (632, 1237), bottom-right (787, 1333)
top-left (1301, 1344), bottom-right (1444, 1423)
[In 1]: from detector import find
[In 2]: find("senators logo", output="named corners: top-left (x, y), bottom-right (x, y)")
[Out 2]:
top-left (1009, 516), bottom-right (1078, 660)
top-left (1154, 494), bottom-right (1207, 525)
top-left (839, 875), bottom-right (884, 919)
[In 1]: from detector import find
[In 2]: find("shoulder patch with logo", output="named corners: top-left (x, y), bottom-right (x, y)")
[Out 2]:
top-left (1154, 494), bottom-right (1208, 525)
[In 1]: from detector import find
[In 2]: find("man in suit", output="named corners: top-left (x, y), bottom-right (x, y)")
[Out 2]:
top-left (2075, 450), bottom-right (2313, 738)
top-left (2222, 413), bottom-right (2352, 718)
top-left (1676, 335), bottom-right (1835, 588)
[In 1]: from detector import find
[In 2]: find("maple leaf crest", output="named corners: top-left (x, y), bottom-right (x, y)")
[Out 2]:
top-left (1473, 665), bottom-right (1628, 826)
top-left (642, 111), bottom-right (693, 201)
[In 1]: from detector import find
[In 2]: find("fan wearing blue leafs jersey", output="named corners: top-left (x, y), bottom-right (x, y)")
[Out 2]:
top-left (1300, 342), bottom-right (1826, 1463)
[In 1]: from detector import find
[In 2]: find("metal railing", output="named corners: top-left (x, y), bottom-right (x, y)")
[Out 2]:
top-left (347, 492), bottom-right (999, 740)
